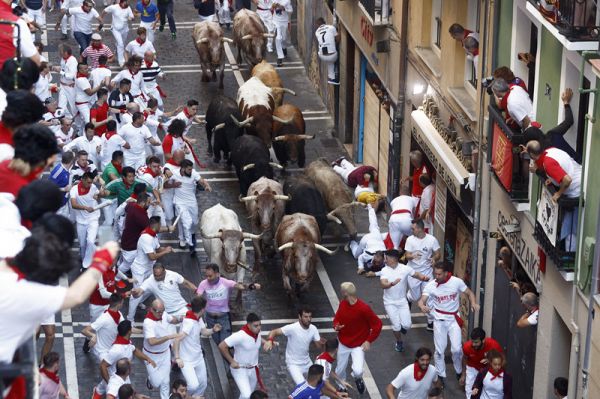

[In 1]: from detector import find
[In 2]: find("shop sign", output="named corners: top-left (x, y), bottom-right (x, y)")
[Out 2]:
top-left (491, 122), bottom-right (513, 192)
top-left (411, 110), bottom-right (470, 199)
top-left (360, 16), bottom-right (374, 47)
top-left (536, 186), bottom-right (559, 246)
top-left (497, 209), bottom-right (542, 290)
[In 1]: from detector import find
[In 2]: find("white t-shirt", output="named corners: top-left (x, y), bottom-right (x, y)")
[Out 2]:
top-left (106, 374), bottom-right (131, 398)
top-left (143, 312), bottom-right (175, 353)
top-left (60, 55), bottom-right (78, 85)
top-left (69, 7), bottom-right (100, 34)
top-left (103, 342), bottom-right (135, 375)
top-left (314, 355), bottom-right (333, 381)
top-left (130, 233), bottom-right (159, 275)
top-left (272, 0), bottom-right (290, 23)
top-left (315, 24), bottom-right (337, 55)
top-left (140, 270), bottom-right (187, 313)
top-left (419, 184), bottom-right (435, 216)
top-left (75, 76), bottom-right (93, 103)
top-left (102, 133), bottom-right (127, 167)
top-left (380, 264), bottom-right (415, 305)
top-left (527, 309), bottom-right (539, 326)
top-left (111, 69), bottom-right (145, 97)
top-left (171, 110), bottom-right (193, 135)
top-left (405, 234), bottom-right (440, 273)
top-left (542, 148), bottom-right (582, 198)
top-left (13, 17), bottom-right (38, 60)
top-left (480, 370), bottom-right (505, 399)
top-left (390, 363), bottom-right (437, 399)
top-left (223, 329), bottom-right (262, 366)
top-left (64, 135), bottom-right (103, 166)
top-left (34, 73), bottom-right (53, 102)
top-left (422, 276), bottom-right (468, 321)
top-left (179, 316), bottom-right (206, 363)
top-left (172, 170), bottom-right (201, 206)
top-left (506, 85), bottom-right (535, 127)
top-left (390, 195), bottom-right (418, 215)
top-left (90, 310), bottom-right (124, 358)
top-left (90, 67), bottom-right (112, 88)
top-left (70, 184), bottom-right (100, 224)
top-left (125, 39), bottom-right (156, 59)
top-left (0, 275), bottom-right (67, 363)
top-left (119, 123), bottom-right (152, 157)
top-left (280, 322), bottom-right (320, 366)
top-left (104, 4), bottom-right (134, 30)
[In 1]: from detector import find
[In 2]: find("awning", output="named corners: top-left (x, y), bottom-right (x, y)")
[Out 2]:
top-left (410, 109), bottom-right (470, 199)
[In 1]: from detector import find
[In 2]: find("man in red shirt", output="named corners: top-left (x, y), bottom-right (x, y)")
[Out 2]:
top-left (91, 88), bottom-right (111, 136)
top-left (460, 327), bottom-right (502, 398)
top-left (117, 191), bottom-right (151, 275)
top-left (333, 282), bottom-right (382, 394)
top-left (404, 150), bottom-right (429, 198)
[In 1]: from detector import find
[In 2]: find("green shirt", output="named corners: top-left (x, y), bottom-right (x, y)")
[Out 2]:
top-left (102, 163), bottom-right (121, 199)
top-left (105, 178), bottom-right (154, 204)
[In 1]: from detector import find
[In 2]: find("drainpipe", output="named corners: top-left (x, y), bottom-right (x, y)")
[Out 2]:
top-left (579, 50), bottom-right (599, 399)
top-left (468, 0), bottom-right (492, 330)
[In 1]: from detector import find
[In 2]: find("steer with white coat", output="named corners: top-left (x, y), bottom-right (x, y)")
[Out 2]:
top-left (192, 21), bottom-right (233, 89)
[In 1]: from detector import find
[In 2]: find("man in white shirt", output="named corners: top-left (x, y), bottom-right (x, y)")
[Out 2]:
top-left (132, 263), bottom-right (197, 318)
top-left (125, 27), bottom-right (156, 62)
top-left (52, 45), bottom-right (79, 118)
top-left (111, 56), bottom-right (149, 108)
top-left (106, 358), bottom-right (131, 399)
top-left (418, 263), bottom-right (479, 382)
top-left (90, 55), bottom-right (112, 89)
top-left (263, 307), bottom-right (324, 385)
top-left (161, 149), bottom-right (185, 226)
top-left (385, 185), bottom-right (419, 250)
top-left (74, 63), bottom-right (104, 126)
top-left (417, 174), bottom-right (435, 233)
top-left (64, 122), bottom-right (103, 167)
top-left (254, 0), bottom-right (274, 52)
top-left (349, 203), bottom-right (386, 275)
top-left (61, 0), bottom-right (103, 55)
top-left (172, 159), bottom-right (212, 255)
top-left (81, 294), bottom-right (125, 361)
top-left (119, 111), bottom-right (160, 170)
top-left (516, 292), bottom-right (539, 328)
top-left (404, 218), bottom-right (441, 329)
top-left (272, 0), bottom-right (292, 66)
top-left (553, 377), bottom-right (568, 399)
top-left (136, 155), bottom-right (165, 222)
top-left (140, 51), bottom-right (165, 108)
top-left (70, 171), bottom-right (102, 269)
top-left (173, 296), bottom-right (221, 398)
top-left (385, 347), bottom-right (439, 399)
top-left (127, 216), bottom-right (173, 321)
top-left (69, 149), bottom-right (98, 186)
top-left (143, 298), bottom-right (181, 399)
top-left (380, 249), bottom-right (429, 353)
top-left (102, 0), bottom-right (135, 67)
top-left (492, 77), bottom-right (535, 129)
top-left (218, 313), bottom-right (267, 399)
top-left (315, 18), bottom-right (339, 85)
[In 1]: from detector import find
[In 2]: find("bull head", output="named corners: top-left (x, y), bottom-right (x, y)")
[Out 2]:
top-left (231, 115), bottom-right (254, 128)
top-left (278, 241), bottom-right (337, 282)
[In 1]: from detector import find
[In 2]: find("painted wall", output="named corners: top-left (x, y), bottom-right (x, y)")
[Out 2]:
top-left (495, 0), bottom-right (513, 69)
top-left (534, 28), bottom-right (562, 128)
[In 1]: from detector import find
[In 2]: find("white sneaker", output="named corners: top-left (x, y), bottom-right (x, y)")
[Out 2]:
top-left (267, 47), bottom-right (273, 53)
top-left (179, 240), bottom-right (186, 248)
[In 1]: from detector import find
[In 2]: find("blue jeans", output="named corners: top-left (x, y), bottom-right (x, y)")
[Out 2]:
top-left (74, 31), bottom-right (91, 54)
top-left (205, 312), bottom-right (232, 345)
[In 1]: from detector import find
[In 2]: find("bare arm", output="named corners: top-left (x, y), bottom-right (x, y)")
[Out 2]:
top-left (133, 347), bottom-right (156, 368)
top-left (100, 360), bottom-right (110, 382)
top-left (147, 246), bottom-right (172, 261)
top-left (218, 341), bottom-right (239, 368)
top-left (417, 294), bottom-right (431, 313)
top-left (463, 287), bottom-right (480, 313)
top-left (147, 333), bottom-right (178, 346)
top-left (181, 279), bottom-right (197, 292)
top-left (385, 384), bottom-right (396, 399)
top-left (262, 327), bottom-right (283, 351)
top-left (517, 312), bottom-right (533, 328)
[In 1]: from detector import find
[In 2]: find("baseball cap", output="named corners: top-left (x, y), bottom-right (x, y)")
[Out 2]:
top-left (91, 33), bottom-right (102, 41)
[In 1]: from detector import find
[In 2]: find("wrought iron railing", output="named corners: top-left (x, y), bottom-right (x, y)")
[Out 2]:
top-left (528, 0), bottom-right (600, 41)
top-left (359, 0), bottom-right (391, 26)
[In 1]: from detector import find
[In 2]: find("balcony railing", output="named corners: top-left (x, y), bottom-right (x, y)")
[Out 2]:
top-left (527, 0), bottom-right (599, 42)
top-left (0, 340), bottom-right (36, 399)
top-left (359, 0), bottom-right (391, 26)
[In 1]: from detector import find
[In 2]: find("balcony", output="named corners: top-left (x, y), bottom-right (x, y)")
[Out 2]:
top-left (525, 0), bottom-right (600, 51)
top-left (358, 0), bottom-right (392, 26)
top-left (0, 340), bottom-right (36, 399)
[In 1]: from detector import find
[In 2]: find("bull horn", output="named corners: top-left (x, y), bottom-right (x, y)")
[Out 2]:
top-left (263, 33), bottom-right (275, 38)
top-left (231, 114), bottom-right (254, 127)
top-left (273, 194), bottom-right (290, 201)
top-left (269, 162), bottom-right (284, 169)
top-left (201, 231), bottom-right (223, 239)
top-left (351, 201), bottom-right (368, 208)
top-left (242, 163), bottom-right (256, 171)
top-left (239, 195), bottom-right (258, 202)
top-left (241, 34), bottom-right (253, 40)
top-left (243, 232), bottom-right (262, 239)
top-left (272, 87), bottom-right (297, 96)
top-left (221, 37), bottom-right (234, 43)
top-left (273, 135), bottom-right (289, 142)
top-left (315, 243), bottom-right (338, 255)
top-left (212, 123), bottom-right (226, 133)
top-left (326, 211), bottom-right (342, 224)
top-left (295, 134), bottom-right (315, 140)
top-left (277, 242), bottom-right (294, 252)
top-left (272, 115), bottom-right (294, 124)
top-left (197, 38), bottom-right (210, 44)
top-left (236, 260), bottom-right (252, 271)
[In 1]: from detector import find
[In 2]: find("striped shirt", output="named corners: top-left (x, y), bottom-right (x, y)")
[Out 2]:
top-left (81, 44), bottom-right (114, 69)
top-left (140, 61), bottom-right (162, 90)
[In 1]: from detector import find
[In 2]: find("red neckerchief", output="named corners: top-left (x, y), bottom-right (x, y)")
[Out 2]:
top-left (128, 68), bottom-right (137, 77)
top-left (463, 29), bottom-right (473, 39)
top-left (436, 272), bottom-right (453, 287)
top-left (105, 130), bottom-right (117, 140)
top-left (136, 37), bottom-right (145, 45)
top-left (413, 362), bottom-right (426, 382)
top-left (21, 219), bottom-right (32, 230)
top-left (62, 54), bottom-right (70, 61)
top-left (39, 368), bottom-right (60, 384)
top-left (122, 177), bottom-right (132, 189)
top-left (77, 181), bottom-right (91, 196)
top-left (316, 352), bottom-right (335, 363)
top-left (471, 48), bottom-right (479, 56)
top-left (142, 227), bottom-right (157, 237)
top-left (185, 310), bottom-right (199, 321)
top-left (9, 266), bottom-right (26, 281)
top-left (76, 72), bottom-right (87, 79)
top-left (183, 107), bottom-right (192, 119)
top-left (241, 325), bottom-right (259, 341)
top-left (98, 64), bottom-right (108, 69)
top-left (144, 60), bottom-right (153, 68)
top-left (114, 336), bottom-right (131, 345)
top-left (141, 165), bottom-right (158, 177)
top-left (111, 160), bottom-right (123, 174)
top-left (145, 310), bottom-right (161, 321)
top-left (105, 309), bottom-right (121, 324)
top-left (166, 158), bottom-right (179, 166)
top-left (91, 43), bottom-right (102, 50)
top-left (489, 367), bottom-right (504, 380)
top-left (0, 122), bottom-right (13, 146)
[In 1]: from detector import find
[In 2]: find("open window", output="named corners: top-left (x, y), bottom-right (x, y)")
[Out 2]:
top-left (465, 0), bottom-right (481, 90)
top-left (431, 0), bottom-right (442, 55)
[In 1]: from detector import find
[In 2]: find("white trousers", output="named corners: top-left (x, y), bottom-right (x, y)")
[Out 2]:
top-left (144, 348), bottom-right (171, 399)
top-left (351, 205), bottom-right (385, 269)
top-left (123, 153), bottom-right (146, 171)
top-left (118, 249), bottom-right (137, 274)
top-left (89, 303), bottom-right (108, 323)
top-left (433, 318), bottom-right (463, 378)
top-left (58, 85), bottom-right (76, 118)
top-left (111, 27), bottom-right (129, 67)
top-left (333, 159), bottom-right (356, 183)
top-left (161, 189), bottom-right (175, 223)
top-left (175, 203), bottom-right (198, 246)
top-left (181, 359), bottom-right (208, 396)
top-left (217, 2), bottom-right (232, 24)
top-left (27, 8), bottom-right (46, 28)
top-left (148, 204), bottom-right (166, 226)
top-left (384, 302), bottom-right (412, 332)
top-left (230, 367), bottom-right (257, 399)
top-left (335, 342), bottom-right (364, 382)
top-left (408, 270), bottom-right (434, 323)
top-left (145, 86), bottom-right (164, 108)
top-left (274, 20), bottom-right (288, 59)
top-left (318, 52), bottom-right (338, 80)
top-left (287, 360), bottom-right (312, 385)
top-left (101, 199), bottom-right (118, 226)
top-left (77, 220), bottom-right (99, 269)
top-left (76, 102), bottom-right (91, 125)
top-left (140, 21), bottom-right (155, 42)
top-left (256, 10), bottom-right (273, 50)
top-left (198, 13), bottom-right (215, 22)
top-left (387, 214), bottom-right (412, 249)
top-left (128, 269), bottom-right (151, 320)
top-left (465, 365), bottom-right (478, 398)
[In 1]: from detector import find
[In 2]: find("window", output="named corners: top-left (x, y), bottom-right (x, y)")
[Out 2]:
top-left (561, 53), bottom-right (589, 163)
top-left (465, 0), bottom-right (481, 91)
top-left (431, 0), bottom-right (442, 51)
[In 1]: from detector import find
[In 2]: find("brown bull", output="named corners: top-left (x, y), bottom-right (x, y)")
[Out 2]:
top-left (275, 213), bottom-right (336, 296)
top-left (192, 21), bottom-right (233, 89)
top-left (233, 9), bottom-right (273, 67)
top-left (251, 60), bottom-right (296, 106)
top-left (305, 158), bottom-right (365, 239)
top-left (272, 103), bottom-right (314, 168)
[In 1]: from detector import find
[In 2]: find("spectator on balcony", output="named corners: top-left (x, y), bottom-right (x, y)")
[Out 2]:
top-left (553, 377), bottom-right (568, 399)
top-left (526, 139), bottom-right (581, 251)
top-left (522, 88), bottom-right (581, 164)
top-left (516, 292), bottom-right (539, 328)
top-left (493, 66), bottom-right (527, 92)
top-left (448, 23), bottom-right (479, 48)
top-left (492, 77), bottom-right (535, 130)
top-left (403, 150), bottom-right (429, 198)
top-left (315, 17), bottom-right (340, 85)
top-left (463, 36), bottom-right (479, 79)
